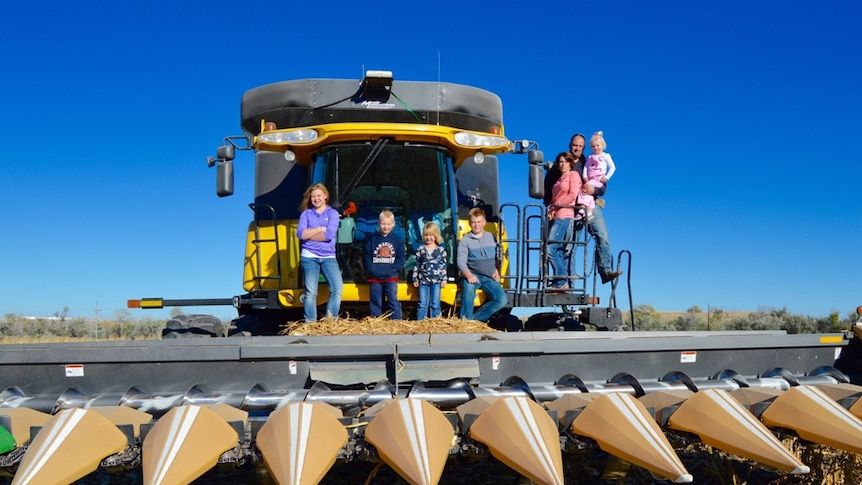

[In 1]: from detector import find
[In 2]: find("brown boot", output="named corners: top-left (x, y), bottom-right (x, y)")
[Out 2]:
top-left (601, 270), bottom-right (623, 284)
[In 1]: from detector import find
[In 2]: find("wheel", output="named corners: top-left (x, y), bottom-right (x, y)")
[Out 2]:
top-left (487, 310), bottom-right (523, 332)
top-left (162, 314), bottom-right (225, 338)
top-left (228, 310), bottom-right (302, 336)
top-left (523, 312), bottom-right (584, 332)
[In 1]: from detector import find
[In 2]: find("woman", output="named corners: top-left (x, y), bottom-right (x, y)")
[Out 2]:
top-left (297, 183), bottom-right (343, 321)
top-left (547, 152), bottom-right (582, 290)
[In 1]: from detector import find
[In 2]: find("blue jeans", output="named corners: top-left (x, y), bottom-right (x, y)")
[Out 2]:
top-left (581, 205), bottom-right (614, 276)
top-left (416, 282), bottom-right (442, 320)
top-left (460, 275), bottom-right (508, 322)
top-left (300, 256), bottom-right (344, 321)
top-left (548, 218), bottom-right (573, 287)
top-left (370, 280), bottom-right (402, 319)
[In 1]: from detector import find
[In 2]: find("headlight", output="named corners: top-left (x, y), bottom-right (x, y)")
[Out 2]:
top-left (454, 131), bottom-right (509, 149)
top-left (258, 129), bottom-right (318, 145)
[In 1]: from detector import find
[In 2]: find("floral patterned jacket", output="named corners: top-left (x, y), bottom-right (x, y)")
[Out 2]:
top-left (412, 245), bottom-right (448, 285)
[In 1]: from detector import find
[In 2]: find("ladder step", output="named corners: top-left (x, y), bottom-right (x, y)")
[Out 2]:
top-left (249, 202), bottom-right (283, 288)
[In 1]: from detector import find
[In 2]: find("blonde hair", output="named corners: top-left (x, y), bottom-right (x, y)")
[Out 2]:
top-left (423, 221), bottom-right (443, 244)
top-left (299, 183), bottom-right (330, 211)
top-left (590, 131), bottom-right (607, 151)
top-left (468, 207), bottom-right (486, 221)
top-left (379, 210), bottom-right (395, 222)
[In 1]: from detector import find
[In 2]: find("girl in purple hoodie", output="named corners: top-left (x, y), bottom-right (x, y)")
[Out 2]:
top-left (297, 184), bottom-right (343, 321)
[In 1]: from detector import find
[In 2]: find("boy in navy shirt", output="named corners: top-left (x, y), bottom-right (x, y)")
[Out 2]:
top-left (365, 210), bottom-right (405, 319)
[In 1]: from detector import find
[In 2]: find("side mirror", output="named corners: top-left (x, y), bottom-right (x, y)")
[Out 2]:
top-left (528, 149), bottom-right (545, 200)
top-left (528, 149), bottom-right (544, 165)
top-left (529, 163), bottom-right (543, 199)
top-left (217, 145), bottom-right (235, 161)
top-left (217, 160), bottom-right (234, 197)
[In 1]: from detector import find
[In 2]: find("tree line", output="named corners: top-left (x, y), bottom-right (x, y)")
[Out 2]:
top-left (0, 307), bottom-right (183, 341)
top-left (629, 305), bottom-right (857, 333)
top-left (2, 305), bottom-right (859, 341)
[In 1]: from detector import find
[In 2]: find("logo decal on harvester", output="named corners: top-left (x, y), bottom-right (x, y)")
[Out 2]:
top-left (361, 100), bottom-right (395, 109)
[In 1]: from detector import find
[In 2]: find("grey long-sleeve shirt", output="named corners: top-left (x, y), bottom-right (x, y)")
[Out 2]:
top-left (457, 231), bottom-right (499, 278)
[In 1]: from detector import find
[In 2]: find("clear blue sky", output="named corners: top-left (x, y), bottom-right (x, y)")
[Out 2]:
top-left (2, 1), bottom-right (860, 321)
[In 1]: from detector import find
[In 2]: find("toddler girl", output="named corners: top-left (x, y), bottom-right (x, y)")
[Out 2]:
top-left (412, 222), bottom-right (448, 319)
top-left (578, 130), bottom-right (617, 219)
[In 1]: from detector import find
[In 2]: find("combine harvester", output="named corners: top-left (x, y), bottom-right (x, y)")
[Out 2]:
top-left (2, 71), bottom-right (862, 484)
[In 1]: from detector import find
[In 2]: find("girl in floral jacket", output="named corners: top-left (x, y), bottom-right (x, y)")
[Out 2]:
top-left (412, 222), bottom-right (448, 319)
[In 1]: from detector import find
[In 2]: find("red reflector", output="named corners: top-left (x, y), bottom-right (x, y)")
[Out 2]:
top-left (127, 299), bottom-right (141, 308)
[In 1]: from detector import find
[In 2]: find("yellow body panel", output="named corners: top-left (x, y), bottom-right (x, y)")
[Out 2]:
top-left (256, 122), bottom-right (508, 168)
top-left (245, 217), bottom-right (511, 310)
top-left (278, 282), bottom-right (462, 308)
top-left (243, 220), bottom-right (301, 292)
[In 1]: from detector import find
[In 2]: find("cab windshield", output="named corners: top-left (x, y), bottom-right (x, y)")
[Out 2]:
top-left (312, 142), bottom-right (455, 282)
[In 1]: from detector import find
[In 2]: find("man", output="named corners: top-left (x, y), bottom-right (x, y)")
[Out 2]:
top-left (546, 133), bottom-right (622, 284)
top-left (457, 208), bottom-right (508, 321)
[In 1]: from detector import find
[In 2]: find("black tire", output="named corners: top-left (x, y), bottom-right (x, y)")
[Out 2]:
top-left (228, 311), bottom-right (300, 336)
top-left (162, 314), bottom-right (224, 338)
top-left (524, 312), bottom-right (584, 332)
top-left (487, 310), bottom-right (523, 332)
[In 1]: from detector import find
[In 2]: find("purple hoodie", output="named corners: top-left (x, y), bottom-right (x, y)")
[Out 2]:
top-left (297, 206), bottom-right (340, 257)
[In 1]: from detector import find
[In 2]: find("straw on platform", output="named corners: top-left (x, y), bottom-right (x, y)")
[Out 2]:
top-left (281, 314), bottom-right (498, 336)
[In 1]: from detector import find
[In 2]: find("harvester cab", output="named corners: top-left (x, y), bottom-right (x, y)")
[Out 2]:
top-left (130, 70), bottom-right (626, 336)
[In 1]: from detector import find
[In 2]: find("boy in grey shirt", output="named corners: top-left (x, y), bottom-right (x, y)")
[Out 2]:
top-left (457, 208), bottom-right (507, 321)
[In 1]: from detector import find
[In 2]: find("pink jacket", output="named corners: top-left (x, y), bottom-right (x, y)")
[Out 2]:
top-left (550, 171), bottom-right (581, 219)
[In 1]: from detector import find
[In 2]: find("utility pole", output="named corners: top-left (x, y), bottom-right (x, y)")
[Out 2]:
top-left (94, 302), bottom-right (101, 339)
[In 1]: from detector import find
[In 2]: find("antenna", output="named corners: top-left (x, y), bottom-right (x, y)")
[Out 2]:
top-left (436, 51), bottom-right (441, 125)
